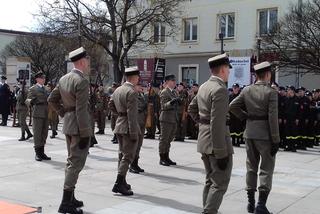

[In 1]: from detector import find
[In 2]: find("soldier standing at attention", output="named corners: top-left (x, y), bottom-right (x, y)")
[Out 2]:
top-left (188, 53), bottom-right (233, 214)
top-left (129, 82), bottom-right (147, 174)
top-left (158, 74), bottom-right (182, 166)
top-left (229, 62), bottom-right (280, 214)
top-left (26, 72), bottom-right (51, 161)
top-left (0, 76), bottom-right (11, 126)
top-left (109, 67), bottom-right (140, 196)
top-left (16, 81), bottom-right (33, 141)
top-left (95, 84), bottom-right (107, 135)
top-left (48, 47), bottom-right (92, 214)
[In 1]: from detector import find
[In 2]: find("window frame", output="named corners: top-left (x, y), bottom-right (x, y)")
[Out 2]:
top-left (178, 64), bottom-right (199, 84)
top-left (182, 17), bottom-right (198, 42)
top-left (258, 8), bottom-right (278, 36)
top-left (153, 22), bottom-right (166, 44)
top-left (217, 12), bottom-right (236, 39)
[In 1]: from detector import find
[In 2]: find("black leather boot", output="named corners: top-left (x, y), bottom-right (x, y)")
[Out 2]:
top-left (112, 174), bottom-right (133, 196)
top-left (26, 130), bottom-right (33, 140)
top-left (111, 135), bottom-right (118, 144)
top-left (35, 148), bottom-right (42, 161)
top-left (159, 153), bottom-right (170, 166)
top-left (255, 191), bottom-right (271, 214)
top-left (40, 146), bottom-right (51, 160)
top-left (58, 190), bottom-right (83, 214)
top-left (166, 153), bottom-right (176, 165)
top-left (129, 159), bottom-right (140, 174)
top-left (247, 190), bottom-right (255, 213)
top-left (72, 191), bottom-right (84, 208)
top-left (18, 131), bottom-right (26, 141)
top-left (135, 158), bottom-right (144, 173)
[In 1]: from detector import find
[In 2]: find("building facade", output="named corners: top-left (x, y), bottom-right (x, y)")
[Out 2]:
top-left (132, 0), bottom-right (320, 89)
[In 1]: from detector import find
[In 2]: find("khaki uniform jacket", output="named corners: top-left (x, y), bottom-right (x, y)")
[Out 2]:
top-left (47, 69), bottom-right (92, 138)
top-left (229, 81), bottom-right (280, 144)
top-left (109, 82), bottom-right (140, 135)
top-left (26, 84), bottom-right (49, 119)
top-left (159, 87), bottom-right (179, 123)
top-left (16, 89), bottom-right (28, 111)
top-left (137, 92), bottom-right (148, 128)
top-left (188, 76), bottom-right (234, 159)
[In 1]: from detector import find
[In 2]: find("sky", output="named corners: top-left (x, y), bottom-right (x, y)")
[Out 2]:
top-left (0, 0), bottom-right (40, 32)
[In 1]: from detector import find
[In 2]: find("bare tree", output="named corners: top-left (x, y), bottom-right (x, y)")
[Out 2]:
top-left (262, 0), bottom-right (320, 74)
top-left (2, 35), bottom-right (68, 84)
top-left (38, 0), bottom-right (183, 82)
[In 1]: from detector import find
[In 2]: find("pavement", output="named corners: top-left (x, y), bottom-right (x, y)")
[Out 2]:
top-left (0, 120), bottom-right (320, 214)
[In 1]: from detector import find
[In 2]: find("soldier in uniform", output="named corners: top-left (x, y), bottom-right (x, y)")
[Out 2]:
top-left (0, 76), bottom-right (11, 126)
top-left (229, 83), bottom-right (243, 147)
top-left (26, 72), bottom-right (51, 161)
top-left (16, 81), bottom-right (33, 141)
top-left (175, 83), bottom-right (188, 142)
top-left (129, 82), bottom-right (147, 174)
top-left (109, 83), bottom-right (119, 144)
top-left (284, 86), bottom-right (300, 152)
top-left (109, 66), bottom-right (140, 196)
top-left (47, 83), bottom-right (59, 139)
top-left (278, 86), bottom-right (287, 148)
top-left (188, 53), bottom-right (233, 214)
top-left (297, 87), bottom-right (310, 150)
top-left (48, 47), bottom-right (91, 214)
top-left (229, 62), bottom-right (280, 214)
top-left (187, 83), bottom-right (199, 140)
top-left (313, 89), bottom-right (320, 145)
top-left (145, 84), bottom-right (161, 139)
top-left (95, 84), bottom-right (108, 135)
top-left (158, 74), bottom-right (182, 166)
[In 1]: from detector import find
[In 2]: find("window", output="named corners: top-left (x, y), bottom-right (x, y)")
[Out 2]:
top-left (259, 8), bottom-right (278, 35)
top-left (154, 23), bottom-right (166, 43)
top-left (218, 13), bottom-right (235, 38)
top-left (179, 65), bottom-right (199, 86)
top-left (183, 18), bottom-right (198, 42)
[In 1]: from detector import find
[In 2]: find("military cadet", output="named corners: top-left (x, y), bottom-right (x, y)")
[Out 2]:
top-left (158, 74), bottom-right (182, 166)
top-left (229, 83), bottom-right (243, 147)
top-left (26, 72), bottom-right (51, 161)
top-left (129, 82), bottom-right (147, 174)
top-left (48, 47), bottom-right (92, 214)
top-left (145, 84), bottom-right (161, 139)
top-left (187, 83), bottom-right (199, 140)
top-left (95, 84), bottom-right (108, 135)
top-left (229, 62), bottom-right (280, 214)
top-left (296, 87), bottom-right (310, 150)
top-left (306, 91), bottom-right (316, 147)
top-left (278, 86), bottom-right (287, 148)
top-left (109, 66), bottom-right (140, 196)
top-left (188, 53), bottom-right (233, 214)
top-left (0, 76), bottom-right (11, 126)
top-left (16, 81), bottom-right (33, 141)
top-left (313, 89), bottom-right (320, 145)
top-left (175, 83), bottom-right (188, 142)
top-left (109, 83), bottom-right (119, 144)
top-left (284, 86), bottom-right (300, 152)
top-left (47, 83), bottom-right (59, 139)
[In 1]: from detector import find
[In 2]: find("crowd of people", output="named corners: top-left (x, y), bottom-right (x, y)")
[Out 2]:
top-left (0, 47), bottom-right (320, 214)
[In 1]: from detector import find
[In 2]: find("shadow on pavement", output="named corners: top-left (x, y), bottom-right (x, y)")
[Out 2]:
top-left (171, 165), bottom-right (205, 174)
top-left (142, 172), bottom-right (201, 185)
top-left (134, 193), bottom-right (202, 213)
top-left (87, 154), bottom-right (118, 162)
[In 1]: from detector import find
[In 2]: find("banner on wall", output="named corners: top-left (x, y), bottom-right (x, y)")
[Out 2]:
top-left (228, 57), bottom-right (251, 88)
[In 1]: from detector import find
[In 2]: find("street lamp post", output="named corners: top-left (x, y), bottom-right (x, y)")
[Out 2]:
top-left (219, 32), bottom-right (224, 54)
top-left (257, 37), bottom-right (262, 62)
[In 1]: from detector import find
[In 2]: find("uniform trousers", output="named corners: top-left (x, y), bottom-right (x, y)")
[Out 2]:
top-left (245, 139), bottom-right (275, 192)
top-left (117, 134), bottom-right (138, 176)
top-left (159, 121), bottom-right (177, 154)
top-left (64, 135), bottom-right (90, 190)
top-left (201, 154), bottom-right (233, 214)
top-left (33, 117), bottom-right (48, 148)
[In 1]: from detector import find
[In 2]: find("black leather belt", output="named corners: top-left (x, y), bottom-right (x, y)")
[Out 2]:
top-left (118, 112), bottom-right (127, 117)
top-left (65, 107), bottom-right (76, 112)
top-left (247, 115), bottom-right (268, 120)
